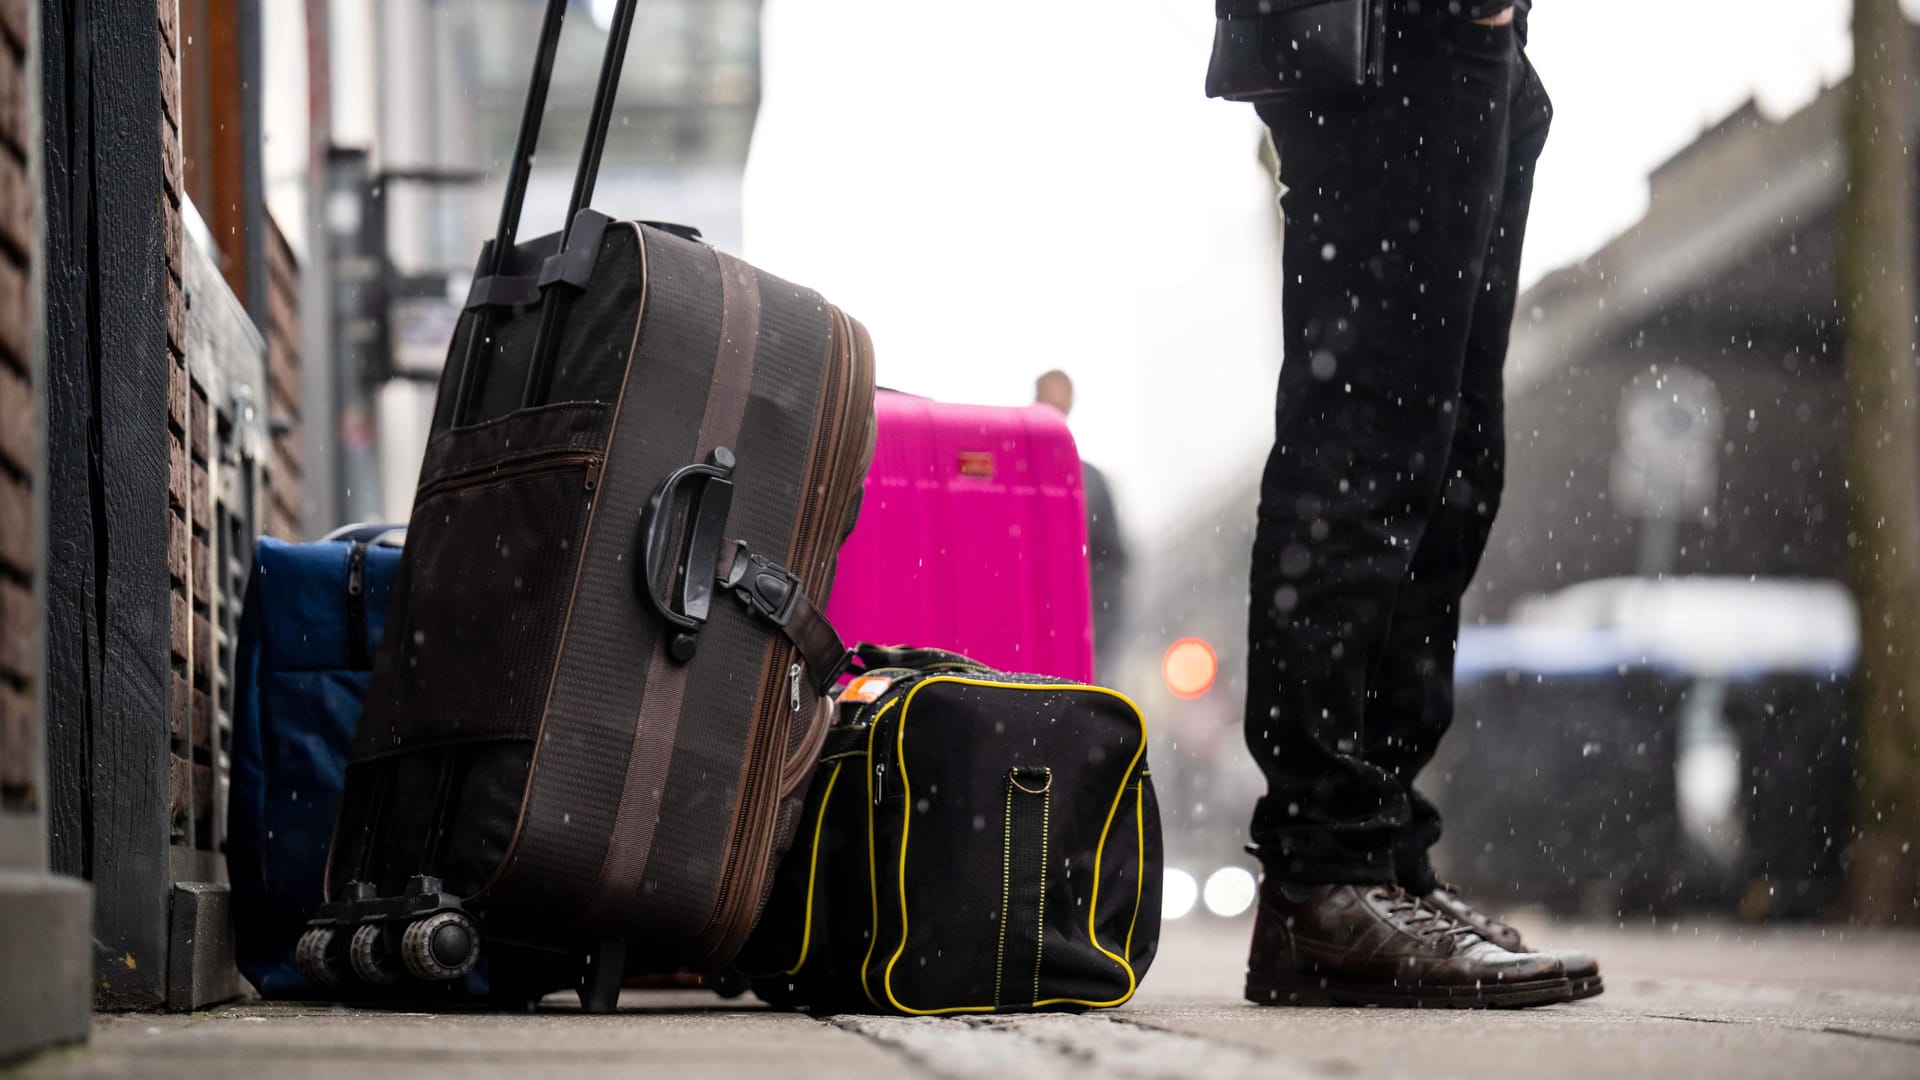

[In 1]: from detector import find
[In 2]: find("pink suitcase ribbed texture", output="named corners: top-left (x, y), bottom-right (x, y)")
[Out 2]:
top-left (827, 391), bottom-right (1094, 682)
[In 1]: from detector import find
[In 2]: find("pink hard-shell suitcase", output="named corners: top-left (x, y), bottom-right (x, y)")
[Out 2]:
top-left (826, 391), bottom-right (1094, 682)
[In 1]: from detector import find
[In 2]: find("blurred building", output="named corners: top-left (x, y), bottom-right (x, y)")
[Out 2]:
top-left (319, 0), bottom-right (764, 525)
top-left (1474, 94), bottom-right (1851, 617)
top-left (1434, 75), bottom-right (1871, 922)
top-left (1124, 55), bottom-right (1900, 921)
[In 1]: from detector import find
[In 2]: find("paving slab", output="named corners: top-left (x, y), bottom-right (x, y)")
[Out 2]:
top-left (1126, 919), bottom-right (1920, 1080)
top-left (17, 997), bottom-right (901, 1080)
top-left (833, 1013), bottom-right (1325, 1079)
top-left (15, 918), bottom-right (1920, 1079)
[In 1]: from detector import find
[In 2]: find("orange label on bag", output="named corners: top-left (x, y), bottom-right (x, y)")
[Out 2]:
top-left (841, 675), bottom-right (894, 704)
top-left (957, 451), bottom-right (995, 478)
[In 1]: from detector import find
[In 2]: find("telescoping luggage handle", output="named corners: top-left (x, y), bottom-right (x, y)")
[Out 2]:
top-left (450, 0), bottom-right (666, 425)
top-left (637, 448), bottom-right (854, 694)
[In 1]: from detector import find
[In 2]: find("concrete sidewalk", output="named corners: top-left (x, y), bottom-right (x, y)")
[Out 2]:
top-left (19, 918), bottom-right (1920, 1079)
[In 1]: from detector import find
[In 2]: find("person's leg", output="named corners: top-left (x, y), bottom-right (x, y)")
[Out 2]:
top-left (1362, 50), bottom-right (1604, 1000)
top-left (1367, 51), bottom-right (1555, 896)
top-left (1245, 14), bottom-right (1521, 886)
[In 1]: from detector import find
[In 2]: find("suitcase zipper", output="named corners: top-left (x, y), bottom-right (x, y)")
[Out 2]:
top-left (697, 309), bottom-right (870, 961)
top-left (693, 641), bottom-right (792, 963)
top-left (786, 311), bottom-right (851, 603)
top-left (412, 449), bottom-right (604, 503)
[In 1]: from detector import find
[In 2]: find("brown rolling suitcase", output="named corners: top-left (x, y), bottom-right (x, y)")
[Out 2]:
top-left (298, 0), bottom-right (876, 1010)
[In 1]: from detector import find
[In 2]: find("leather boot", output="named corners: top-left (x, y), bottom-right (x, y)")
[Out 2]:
top-left (1425, 883), bottom-right (1604, 1000)
top-left (1246, 880), bottom-right (1570, 1008)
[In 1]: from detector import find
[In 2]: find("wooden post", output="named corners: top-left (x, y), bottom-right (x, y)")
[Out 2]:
top-left (1841, 0), bottom-right (1920, 923)
top-left (40, 0), bottom-right (175, 1007)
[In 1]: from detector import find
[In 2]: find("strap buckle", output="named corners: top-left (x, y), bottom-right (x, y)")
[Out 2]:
top-left (719, 543), bottom-right (803, 628)
top-left (716, 542), bottom-right (854, 693)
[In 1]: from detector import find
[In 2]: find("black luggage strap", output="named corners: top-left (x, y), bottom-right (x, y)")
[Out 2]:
top-left (463, 214), bottom-right (708, 311)
top-left (463, 270), bottom-right (542, 310)
top-left (997, 766), bottom-right (1052, 1007)
top-left (716, 541), bottom-right (853, 694)
top-left (345, 542), bottom-right (370, 670)
top-left (461, 209), bottom-right (613, 311)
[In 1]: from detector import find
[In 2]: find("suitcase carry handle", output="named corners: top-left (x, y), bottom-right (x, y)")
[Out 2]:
top-left (639, 450), bottom-right (857, 692)
top-left (449, 0), bottom-right (571, 425)
top-left (637, 448), bottom-right (738, 662)
top-left (451, 0), bottom-right (647, 423)
top-left (519, 0), bottom-right (645, 409)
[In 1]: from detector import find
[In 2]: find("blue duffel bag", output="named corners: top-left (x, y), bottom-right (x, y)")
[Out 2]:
top-left (229, 524), bottom-right (404, 996)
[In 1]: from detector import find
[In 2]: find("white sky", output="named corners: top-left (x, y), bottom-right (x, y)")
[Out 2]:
top-left (741, 1), bottom-right (1882, 549)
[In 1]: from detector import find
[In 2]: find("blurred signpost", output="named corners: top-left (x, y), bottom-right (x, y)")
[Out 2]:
top-left (1840, 0), bottom-right (1920, 921)
top-left (1609, 366), bottom-right (1723, 577)
top-left (322, 151), bottom-right (482, 526)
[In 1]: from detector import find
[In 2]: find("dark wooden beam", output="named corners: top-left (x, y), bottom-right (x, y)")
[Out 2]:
top-left (40, 0), bottom-right (175, 1010)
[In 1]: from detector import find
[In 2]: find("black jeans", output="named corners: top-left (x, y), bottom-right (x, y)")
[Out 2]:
top-left (1245, 9), bottom-right (1552, 890)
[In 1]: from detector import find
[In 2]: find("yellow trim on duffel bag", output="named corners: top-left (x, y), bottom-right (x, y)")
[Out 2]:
top-left (874, 676), bottom-right (1149, 1016)
top-left (858, 697), bottom-right (901, 1011)
top-left (1125, 776), bottom-right (1146, 962)
top-left (780, 760), bottom-right (844, 977)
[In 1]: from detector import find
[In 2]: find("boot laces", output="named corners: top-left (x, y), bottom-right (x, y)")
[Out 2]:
top-left (1434, 881), bottom-right (1516, 937)
top-left (1374, 886), bottom-right (1480, 944)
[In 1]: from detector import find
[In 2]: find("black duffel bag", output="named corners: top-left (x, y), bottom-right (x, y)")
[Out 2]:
top-left (735, 646), bottom-right (1162, 1015)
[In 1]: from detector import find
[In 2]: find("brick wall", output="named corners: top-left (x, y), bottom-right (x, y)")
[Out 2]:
top-left (0, 0), bottom-right (35, 812)
top-left (159, 0), bottom-right (217, 852)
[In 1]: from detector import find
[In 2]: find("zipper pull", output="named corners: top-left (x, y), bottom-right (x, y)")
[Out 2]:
top-left (788, 663), bottom-right (803, 712)
top-left (584, 459), bottom-right (603, 491)
top-left (873, 761), bottom-right (886, 805)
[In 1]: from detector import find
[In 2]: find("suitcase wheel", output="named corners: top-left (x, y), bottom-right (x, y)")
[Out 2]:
top-left (295, 926), bottom-right (346, 988)
top-left (401, 911), bottom-right (480, 981)
top-left (704, 968), bottom-right (750, 999)
top-left (349, 922), bottom-right (405, 985)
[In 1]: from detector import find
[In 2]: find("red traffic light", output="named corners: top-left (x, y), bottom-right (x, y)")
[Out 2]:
top-left (1163, 637), bottom-right (1218, 700)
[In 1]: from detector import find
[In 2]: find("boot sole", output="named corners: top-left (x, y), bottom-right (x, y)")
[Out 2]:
top-left (1245, 971), bottom-right (1573, 1009)
top-left (1569, 975), bottom-right (1604, 1000)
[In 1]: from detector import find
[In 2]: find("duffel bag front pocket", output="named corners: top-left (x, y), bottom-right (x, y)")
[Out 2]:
top-left (861, 678), bottom-right (1149, 1015)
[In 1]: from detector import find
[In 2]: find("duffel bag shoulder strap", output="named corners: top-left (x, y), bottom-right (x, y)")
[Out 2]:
top-left (852, 643), bottom-right (989, 673)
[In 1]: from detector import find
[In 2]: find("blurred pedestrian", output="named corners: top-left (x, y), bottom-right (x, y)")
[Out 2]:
top-left (1209, 1), bottom-right (1601, 1006)
top-left (1036, 370), bottom-right (1130, 682)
